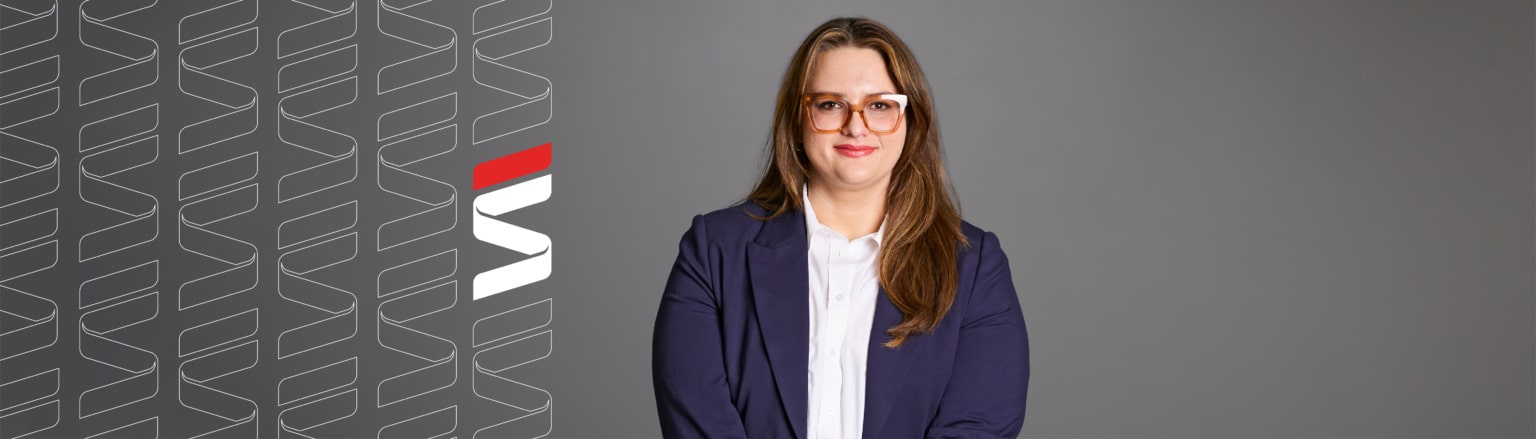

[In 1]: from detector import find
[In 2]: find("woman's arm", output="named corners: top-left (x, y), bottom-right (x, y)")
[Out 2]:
top-left (652, 215), bottom-right (749, 438)
top-left (927, 231), bottom-right (1032, 438)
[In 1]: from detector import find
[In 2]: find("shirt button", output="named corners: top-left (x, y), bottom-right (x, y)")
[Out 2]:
top-left (834, 293), bottom-right (844, 301)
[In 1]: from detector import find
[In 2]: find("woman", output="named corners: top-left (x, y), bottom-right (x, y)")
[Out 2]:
top-left (652, 16), bottom-right (1029, 438)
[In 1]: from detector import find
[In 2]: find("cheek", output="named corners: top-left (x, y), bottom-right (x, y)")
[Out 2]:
top-left (799, 132), bottom-right (833, 167)
top-left (803, 131), bottom-right (836, 151)
top-left (799, 126), bottom-right (817, 146)
top-left (883, 130), bottom-right (907, 158)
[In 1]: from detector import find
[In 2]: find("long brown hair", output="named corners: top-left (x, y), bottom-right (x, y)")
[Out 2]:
top-left (746, 17), bottom-right (968, 348)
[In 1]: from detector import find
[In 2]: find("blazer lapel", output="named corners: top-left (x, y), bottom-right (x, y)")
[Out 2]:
top-left (861, 285), bottom-right (919, 438)
top-left (746, 207), bottom-right (810, 439)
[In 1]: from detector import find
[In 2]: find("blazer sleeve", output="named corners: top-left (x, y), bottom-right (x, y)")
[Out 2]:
top-left (926, 231), bottom-right (1031, 438)
top-left (652, 215), bottom-right (749, 438)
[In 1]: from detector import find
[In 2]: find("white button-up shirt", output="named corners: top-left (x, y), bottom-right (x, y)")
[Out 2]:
top-left (803, 186), bottom-right (884, 439)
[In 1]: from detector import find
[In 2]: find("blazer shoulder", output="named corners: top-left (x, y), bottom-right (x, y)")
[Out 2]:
top-left (959, 219), bottom-right (991, 254)
top-left (698, 200), bottom-right (768, 224)
top-left (686, 201), bottom-right (771, 246)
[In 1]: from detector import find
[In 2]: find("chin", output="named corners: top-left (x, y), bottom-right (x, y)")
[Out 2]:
top-left (828, 172), bottom-right (889, 189)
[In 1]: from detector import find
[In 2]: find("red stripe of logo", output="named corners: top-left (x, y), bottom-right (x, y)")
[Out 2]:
top-left (473, 142), bottom-right (552, 190)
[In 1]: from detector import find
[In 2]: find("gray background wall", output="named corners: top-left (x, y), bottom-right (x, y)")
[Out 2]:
top-left (549, 0), bottom-right (1534, 437)
top-left (0, 0), bottom-right (1529, 438)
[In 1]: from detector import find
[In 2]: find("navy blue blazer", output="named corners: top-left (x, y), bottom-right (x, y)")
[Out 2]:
top-left (652, 202), bottom-right (1030, 438)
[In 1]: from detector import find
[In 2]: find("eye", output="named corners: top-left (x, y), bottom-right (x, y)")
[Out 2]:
top-left (814, 100), bottom-right (844, 111)
top-left (869, 101), bottom-right (892, 111)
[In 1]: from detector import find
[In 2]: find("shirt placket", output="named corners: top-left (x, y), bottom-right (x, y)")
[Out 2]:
top-left (842, 237), bottom-right (876, 437)
top-left (816, 235), bottom-right (851, 438)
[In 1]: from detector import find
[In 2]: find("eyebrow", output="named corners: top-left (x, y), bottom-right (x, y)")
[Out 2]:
top-left (808, 91), bottom-right (898, 98)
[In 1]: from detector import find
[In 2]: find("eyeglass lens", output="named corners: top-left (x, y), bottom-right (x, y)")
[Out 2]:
top-left (807, 97), bottom-right (903, 132)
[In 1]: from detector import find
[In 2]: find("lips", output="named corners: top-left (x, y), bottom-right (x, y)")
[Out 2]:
top-left (834, 144), bottom-right (876, 158)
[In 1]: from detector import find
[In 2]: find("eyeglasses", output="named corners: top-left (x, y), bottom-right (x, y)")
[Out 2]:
top-left (801, 93), bottom-right (908, 134)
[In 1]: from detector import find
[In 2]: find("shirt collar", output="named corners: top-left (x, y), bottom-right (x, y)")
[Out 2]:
top-left (802, 183), bottom-right (886, 245)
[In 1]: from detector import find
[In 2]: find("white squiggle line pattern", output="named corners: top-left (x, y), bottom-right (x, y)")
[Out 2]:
top-left (0, 1), bottom-right (61, 434)
top-left (77, 0), bottom-right (156, 107)
top-left (175, 1), bottom-right (261, 437)
top-left (274, 1), bottom-right (360, 433)
top-left (374, 0), bottom-right (460, 437)
top-left (74, 1), bottom-right (161, 435)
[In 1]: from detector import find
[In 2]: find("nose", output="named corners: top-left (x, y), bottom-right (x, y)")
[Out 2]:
top-left (841, 110), bottom-right (870, 137)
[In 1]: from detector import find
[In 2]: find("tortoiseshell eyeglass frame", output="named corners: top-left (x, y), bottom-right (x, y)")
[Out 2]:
top-left (800, 93), bottom-right (908, 134)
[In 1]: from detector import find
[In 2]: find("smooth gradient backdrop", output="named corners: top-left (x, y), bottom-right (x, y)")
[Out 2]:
top-left (543, 0), bottom-right (1534, 437)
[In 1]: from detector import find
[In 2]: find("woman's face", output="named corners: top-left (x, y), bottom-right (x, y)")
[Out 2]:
top-left (801, 47), bottom-right (907, 193)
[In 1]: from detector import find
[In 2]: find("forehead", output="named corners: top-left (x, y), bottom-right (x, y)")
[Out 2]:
top-left (807, 47), bottom-right (896, 95)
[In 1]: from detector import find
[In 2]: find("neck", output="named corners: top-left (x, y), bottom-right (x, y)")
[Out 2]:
top-left (806, 179), bottom-right (887, 238)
